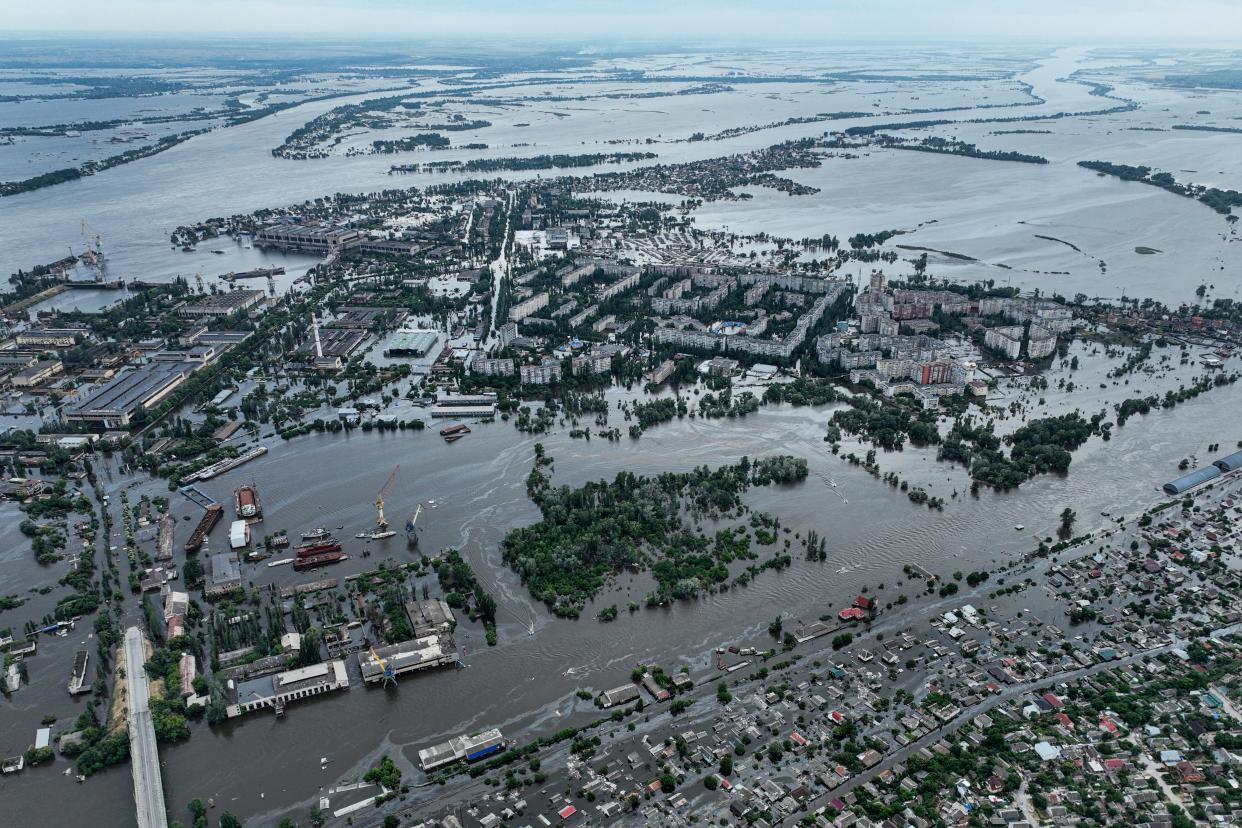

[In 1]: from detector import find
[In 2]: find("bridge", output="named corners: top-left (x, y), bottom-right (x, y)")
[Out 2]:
top-left (125, 626), bottom-right (169, 828)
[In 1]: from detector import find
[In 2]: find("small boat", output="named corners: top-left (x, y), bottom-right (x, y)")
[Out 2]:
top-left (356, 530), bottom-right (396, 540)
top-left (1014, 524), bottom-right (1025, 531)
top-left (444, 434), bottom-right (465, 443)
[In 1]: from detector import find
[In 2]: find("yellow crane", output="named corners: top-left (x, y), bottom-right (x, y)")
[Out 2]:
top-left (368, 644), bottom-right (396, 687)
top-left (374, 465), bottom-right (400, 528)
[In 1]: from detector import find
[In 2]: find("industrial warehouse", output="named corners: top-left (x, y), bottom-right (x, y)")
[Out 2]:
top-left (417, 728), bottom-right (506, 772)
top-left (1162, 448), bottom-right (1242, 494)
top-left (224, 660), bottom-right (351, 718)
top-left (63, 362), bottom-right (197, 427)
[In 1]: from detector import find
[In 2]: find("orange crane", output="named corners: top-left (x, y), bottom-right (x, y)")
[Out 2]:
top-left (374, 465), bottom-right (400, 528)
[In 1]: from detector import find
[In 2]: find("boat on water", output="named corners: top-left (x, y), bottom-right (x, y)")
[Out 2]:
top-left (293, 550), bottom-right (347, 571)
top-left (301, 527), bottom-right (331, 541)
top-left (439, 424), bottom-right (471, 437)
top-left (295, 541), bottom-right (342, 558)
top-left (234, 484), bottom-right (263, 523)
top-left (444, 433), bottom-right (466, 443)
top-left (184, 503), bottom-right (223, 554)
top-left (1014, 524), bottom-right (1025, 531)
top-left (356, 530), bottom-right (396, 540)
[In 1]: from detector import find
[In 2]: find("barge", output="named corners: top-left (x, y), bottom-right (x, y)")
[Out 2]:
top-left (184, 503), bottom-right (223, 554)
top-left (438, 424), bottom-right (470, 437)
top-left (182, 446), bottom-right (268, 483)
top-left (293, 551), bottom-right (347, 571)
top-left (296, 542), bottom-right (342, 558)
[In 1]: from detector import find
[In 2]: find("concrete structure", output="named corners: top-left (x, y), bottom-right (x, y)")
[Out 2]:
top-left (418, 728), bottom-right (506, 771)
top-left (64, 363), bottom-right (196, 428)
top-left (255, 223), bottom-right (363, 254)
top-left (601, 684), bottom-right (641, 708)
top-left (356, 636), bottom-right (457, 684)
top-left (508, 292), bottom-right (550, 323)
top-left (225, 660), bottom-right (350, 717)
top-left (384, 330), bottom-right (439, 357)
top-left (1163, 465), bottom-right (1222, 495)
top-left (208, 552), bottom-right (242, 596)
top-left (1027, 324), bottom-right (1058, 359)
top-left (594, 272), bottom-right (640, 301)
top-left (645, 359), bottom-right (676, 386)
top-left (14, 328), bottom-right (87, 348)
top-left (11, 359), bottom-right (63, 388)
top-left (571, 353), bottom-right (612, 376)
top-left (125, 627), bottom-right (169, 828)
top-left (520, 357), bottom-right (563, 385)
top-left (984, 326), bottom-right (1024, 360)
top-left (178, 290), bottom-right (266, 319)
top-left (473, 357), bottom-right (515, 377)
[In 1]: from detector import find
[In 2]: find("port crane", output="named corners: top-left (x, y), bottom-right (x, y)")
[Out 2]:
top-left (405, 503), bottom-right (423, 536)
top-left (368, 645), bottom-right (396, 688)
top-left (374, 465), bottom-right (400, 528)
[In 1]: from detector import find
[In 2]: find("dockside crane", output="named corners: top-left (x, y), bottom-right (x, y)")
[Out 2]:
top-left (405, 503), bottom-right (423, 535)
top-left (374, 465), bottom-right (400, 528)
top-left (368, 644), bottom-right (396, 688)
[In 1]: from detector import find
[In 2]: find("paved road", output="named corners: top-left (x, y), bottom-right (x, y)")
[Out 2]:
top-left (779, 620), bottom-right (1242, 825)
top-left (125, 626), bottom-right (169, 828)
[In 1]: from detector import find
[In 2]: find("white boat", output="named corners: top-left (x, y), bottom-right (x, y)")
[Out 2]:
top-left (356, 530), bottom-right (397, 540)
top-left (1014, 524), bottom-right (1025, 531)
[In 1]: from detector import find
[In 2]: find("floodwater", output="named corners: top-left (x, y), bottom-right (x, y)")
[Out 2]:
top-left (3, 43), bottom-right (1242, 825)
top-left (4, 359), bottom-right (1240, 825)
top-left (2, 47), bottom-right (1239, 309)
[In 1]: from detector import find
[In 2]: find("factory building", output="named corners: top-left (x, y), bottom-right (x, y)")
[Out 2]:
top-left (356, 635), bottom-right (458, 684)
top-left (178, 290), bottom-right (266, 319)
top-left (63, 363), bottom-right (196, 427)
top-left (225, 660), bottom-right (350, 717)
top-left (254, 224), bottom-right (364, 254)
top-left (418, 729), bottom-right (506, 771)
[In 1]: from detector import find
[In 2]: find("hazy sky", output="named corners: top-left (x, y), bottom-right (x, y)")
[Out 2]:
top-left (6, 0), bottom-right (1242, 43)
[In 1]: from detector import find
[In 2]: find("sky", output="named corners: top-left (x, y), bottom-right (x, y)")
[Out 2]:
top-left (4, 0), bottom-right (1242, 43)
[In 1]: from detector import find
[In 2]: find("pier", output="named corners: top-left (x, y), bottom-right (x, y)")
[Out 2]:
top-left (124, 627), bottom-right (169, 828)
top-left (178, 484), bottom-right (217, 509)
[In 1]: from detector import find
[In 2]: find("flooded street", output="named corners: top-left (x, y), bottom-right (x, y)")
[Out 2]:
top-left (2, 39), bottom-right (1241, 826)
top-left (4, 362), bottom-right (1239, 823)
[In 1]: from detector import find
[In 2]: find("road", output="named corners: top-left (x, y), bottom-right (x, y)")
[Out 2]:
top-left (778, 619), bottom-right (1242, 825)
top-left (125, 626), bottom-right (169, 828)
top-left (482, 190), bottom-right (515, 352)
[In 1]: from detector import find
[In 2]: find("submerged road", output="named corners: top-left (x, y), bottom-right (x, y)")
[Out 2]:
top-left (125, 626), bottom-right (169, 828)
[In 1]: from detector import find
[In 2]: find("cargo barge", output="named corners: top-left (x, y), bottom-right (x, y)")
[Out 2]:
top-left (184, 503), bottom-right (223, 554)
top-left (293, 551), bottom-right (347, 571)
top-left (181, 446), bottom-right (268, 483)
top-left (234, 484), bottom-right (263, 523)
top-left (219, 266), bottom-right (285, 282)
top-left (439, 424), bottom-right (470, 437)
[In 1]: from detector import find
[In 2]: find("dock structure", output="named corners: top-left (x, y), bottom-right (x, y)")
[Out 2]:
top-left (124, 627), bottom-right (169, 828)
top-left (156, 513), bottom-right (175, 562)
top-left (68, 649), bottom-right (91, 695)
top-left (178, 485), bottom-right (217, 510)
